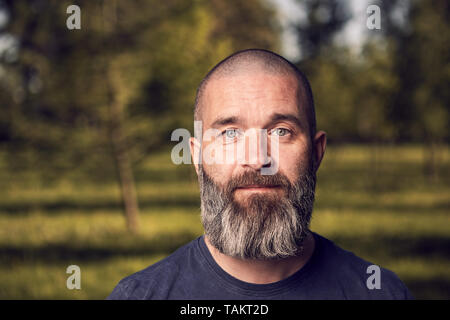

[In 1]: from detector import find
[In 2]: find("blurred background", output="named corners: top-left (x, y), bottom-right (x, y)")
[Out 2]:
top-left (0, 0), bottom-right (448, 299)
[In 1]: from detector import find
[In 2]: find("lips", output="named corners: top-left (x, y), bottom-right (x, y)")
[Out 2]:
top-left (237, 185), bottom-right (279, 189)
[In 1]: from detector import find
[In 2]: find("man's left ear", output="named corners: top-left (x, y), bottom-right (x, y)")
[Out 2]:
top-left (312, 131), bottom-right (327, 172)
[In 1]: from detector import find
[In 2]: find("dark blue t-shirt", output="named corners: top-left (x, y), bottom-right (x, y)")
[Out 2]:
top-left (107, 232), bottom-right (413, 300)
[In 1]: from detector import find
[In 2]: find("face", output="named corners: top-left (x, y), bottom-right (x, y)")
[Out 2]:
top-left (198, 72), bottom-right (313, 190)
top-left (190, 71), bottom-right (326, 260)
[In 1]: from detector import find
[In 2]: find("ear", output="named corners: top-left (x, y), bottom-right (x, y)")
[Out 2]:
top-left (312, 130), bottom-right (327, 172)
top-left (190, 136), bottom-right (201, 175)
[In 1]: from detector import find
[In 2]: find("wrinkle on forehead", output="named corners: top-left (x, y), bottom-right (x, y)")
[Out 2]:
top-left (202, 72), bottom-right (307, 130)
top-left (194, 49), bottom-right (316, 138)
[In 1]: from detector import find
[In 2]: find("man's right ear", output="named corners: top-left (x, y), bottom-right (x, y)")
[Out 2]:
top-left (190, 137), bottom-right (201, 175)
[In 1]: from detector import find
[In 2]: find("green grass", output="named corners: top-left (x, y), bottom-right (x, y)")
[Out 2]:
top-left (0, 144), bottom-right (449, 299)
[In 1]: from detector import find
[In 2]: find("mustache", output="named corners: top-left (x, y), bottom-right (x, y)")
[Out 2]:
top-left (223, 170), bottom-right (292, 195)
top-left (199, 164), bottom-right (316, 260)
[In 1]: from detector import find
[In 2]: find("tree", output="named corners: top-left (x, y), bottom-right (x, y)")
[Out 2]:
top-left (0, 0), bottom-right (280, 231)
top-left (408, 0), bottom-right (449, 180)
top-left (375, 0), bottom-right (449, 179)
top-left (0, 0), bottom-right (231, 232)
top-left (209, 0), bottom-right (281, 52)
top-left (294, 0), bottom-right (351, 60)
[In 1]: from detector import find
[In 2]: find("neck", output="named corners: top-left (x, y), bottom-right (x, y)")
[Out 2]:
top-left (204, 231), bottom-right (316, 284)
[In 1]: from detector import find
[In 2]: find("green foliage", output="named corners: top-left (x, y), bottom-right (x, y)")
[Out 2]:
top-left (0, 0), bottom-right (448, 299)
top-left (294, 0), bottom-right (449, 145)
top-left (209, 0), bottom-right (281, 52)
top-left (0, 0), bottom-right (280, 179)
top-left (0, 145), bottom-right (448, 299)
top-left (409, 0), bottom-right (449, 142)
top-left (295, 0), bottom-right (351, 59)
top-left (303, 43), bottom-right (398, 143)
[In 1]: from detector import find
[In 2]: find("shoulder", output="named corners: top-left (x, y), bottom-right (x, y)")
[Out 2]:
top-left (107, 237), bottom-right (200, 300)
top-left (313, 233), bottom-right (414, 299)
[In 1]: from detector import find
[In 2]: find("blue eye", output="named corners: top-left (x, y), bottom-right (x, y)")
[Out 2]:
top-left (224, 129), bottom-right (238, 139)
top-left (272, 128), bottom-right (290, 136)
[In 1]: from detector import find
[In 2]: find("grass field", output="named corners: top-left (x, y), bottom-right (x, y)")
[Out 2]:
top-left (0, 145), bottom-right (449, 299)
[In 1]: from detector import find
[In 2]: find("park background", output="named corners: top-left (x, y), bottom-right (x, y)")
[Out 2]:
top-left (0, 0), bottom-right (448, 299)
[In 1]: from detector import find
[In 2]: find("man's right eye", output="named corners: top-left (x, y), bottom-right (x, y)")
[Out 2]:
top-left (222, 128), bottom-right (239, 140)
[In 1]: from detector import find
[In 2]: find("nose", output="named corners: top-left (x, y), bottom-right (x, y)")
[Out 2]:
top-left (238, 128), bottom-right (272, 171)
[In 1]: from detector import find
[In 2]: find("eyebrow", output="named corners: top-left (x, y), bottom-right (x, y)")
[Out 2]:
top-left (210, 112), bottom-right (303, 130)
top-left (210, 115), bottom-right (241, 128)
top-left (269, 113), bottom-right (303, 129)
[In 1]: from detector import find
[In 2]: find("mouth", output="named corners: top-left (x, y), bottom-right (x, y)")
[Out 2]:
top-left (236, 184), bottom-right (281, 191)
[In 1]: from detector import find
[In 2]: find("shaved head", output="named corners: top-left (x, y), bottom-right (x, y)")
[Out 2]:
top-left (191, 49), bottom-right (327, 261)
top-left (194, 49), bottom-right (316, 138)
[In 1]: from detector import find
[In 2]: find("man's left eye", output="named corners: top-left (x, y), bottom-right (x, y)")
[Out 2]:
top-left (271, 128), bottom-right (290, 136)
top-left (225, 129), bottom-right (238, 139)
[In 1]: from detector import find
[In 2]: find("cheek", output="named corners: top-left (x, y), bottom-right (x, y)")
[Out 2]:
top-left (201, 148), bottom-right (235, 186)
top-left (277, 140), bottom-right (312, 181)
top-left (205, 163), bottom-right (235, 181)
top-left (201, 138), bottom-right (237, 165)
top-left (201, 139), bottom-right (239, 180)
top-left (277, 157), bottom-right (301, 182)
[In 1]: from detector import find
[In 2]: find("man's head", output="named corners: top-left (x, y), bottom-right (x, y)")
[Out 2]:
top-left (190, 49), bottom-right (326, 260)
top-left (194, 49), bottom-right (316, 139)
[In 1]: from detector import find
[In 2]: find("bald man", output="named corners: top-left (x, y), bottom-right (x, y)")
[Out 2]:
top-left (108, 49), bottom-right (413, 300)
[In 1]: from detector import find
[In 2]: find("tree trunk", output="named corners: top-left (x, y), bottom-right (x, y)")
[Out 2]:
top-left (368, 140), bottom-right (381, 192)
top-left (424, 140), bottom-right (439, 183)
top-left (105, 67), bottom-right (140, 234)
top-left (103, 0), bottom-right (140, 234)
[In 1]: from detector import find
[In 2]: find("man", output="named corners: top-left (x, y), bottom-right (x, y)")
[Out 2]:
top-left (107, 49), bottom-right (413, 299)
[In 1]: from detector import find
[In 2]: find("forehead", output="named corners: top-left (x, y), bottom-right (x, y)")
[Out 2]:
top-left (202, 72), bottom-right (303, 127)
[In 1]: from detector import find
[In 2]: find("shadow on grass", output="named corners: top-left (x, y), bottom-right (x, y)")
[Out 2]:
top-left (320, 234), bottom-right (450, 299)
top-left (1, 231), bottom-right (449, 299)
top-left (314, 200), bottom-right (450, 214)
top-left (0, 231), bottom-right (199, 265)
top-left (134, 167), bottom-right (196, 183)
top-left (1, 196), bottom-right (447, 216)
top-left (2, 232), bottom-right (448, 266)
top-left (329, 234), bottom-right (450, 260)
top-left (0, 196), bottom-right (201, 215)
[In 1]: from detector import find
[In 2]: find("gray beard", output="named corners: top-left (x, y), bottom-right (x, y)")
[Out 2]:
top-left (198, 164), bottom-right (316, 260)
